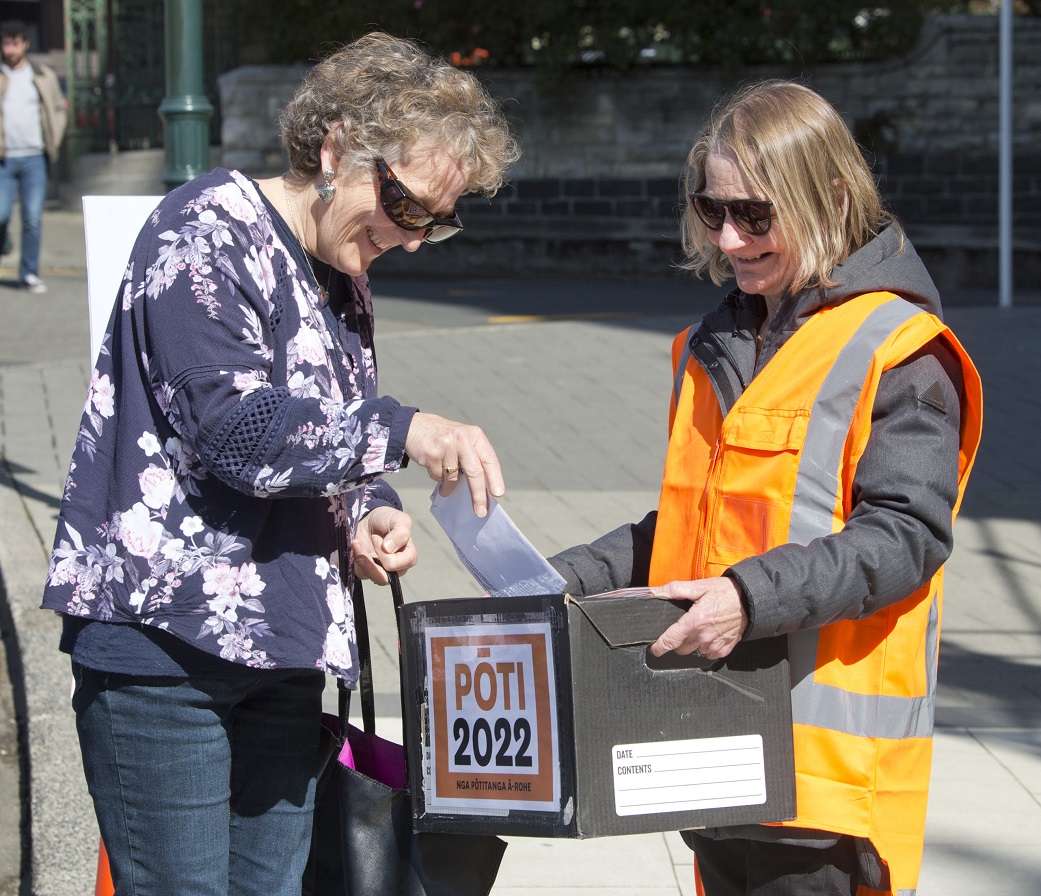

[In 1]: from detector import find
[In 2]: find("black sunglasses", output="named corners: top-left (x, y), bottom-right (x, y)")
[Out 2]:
top-left (373, 157), bottom-right (463, 244)
top-left (690, 193), bottom-right (774, 236)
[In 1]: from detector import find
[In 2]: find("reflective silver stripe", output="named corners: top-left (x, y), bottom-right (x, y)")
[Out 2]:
top-left (790, 631), bottom-right (936, 738)
top-left (926, 594), bottom-right (939, 700)
top-left (786, 298), bottom-right (937, 740)
top-left (787, 299), bottom-right (920, 547)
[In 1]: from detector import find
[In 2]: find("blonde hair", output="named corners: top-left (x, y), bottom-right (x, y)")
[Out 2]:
top-left (680, 79), bottom-right (898, 293)
top-left (279, 32), bottom-right (519, 196)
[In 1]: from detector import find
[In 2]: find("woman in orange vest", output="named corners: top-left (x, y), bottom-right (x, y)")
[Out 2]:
top-left (549, 80), bottom-right (982, 896)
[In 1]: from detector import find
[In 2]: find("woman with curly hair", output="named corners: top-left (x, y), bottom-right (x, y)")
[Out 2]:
top-left (42, 32), bottom-right (518, 895)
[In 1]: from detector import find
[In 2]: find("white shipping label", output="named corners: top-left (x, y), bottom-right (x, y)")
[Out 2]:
top-left (612, 734), bottom-right (767, 816)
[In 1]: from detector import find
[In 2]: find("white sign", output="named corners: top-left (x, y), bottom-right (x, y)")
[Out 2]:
top-left (612, 734), bottom-right (767, 816)
top-left (82, 195), bottom-right (164, 366)
top-left (425, 622), bottom-right (560, 814)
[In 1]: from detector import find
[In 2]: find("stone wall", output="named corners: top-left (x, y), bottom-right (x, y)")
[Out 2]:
top-left (217, 14), bottom-right (1041, 288)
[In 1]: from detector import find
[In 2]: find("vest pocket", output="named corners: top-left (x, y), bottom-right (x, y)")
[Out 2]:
top-left (710, 494), bottom-right (776, 563)
top-left (706, 407), bottom-right (808, 566)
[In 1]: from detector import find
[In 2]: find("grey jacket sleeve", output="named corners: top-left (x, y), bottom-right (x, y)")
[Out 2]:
top-left (548, 511), bottom-right (658, 596)
top-left (728, 341), bottom-right (964, 639)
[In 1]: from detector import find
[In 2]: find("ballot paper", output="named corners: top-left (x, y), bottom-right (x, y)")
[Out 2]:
top-left (429, 480), bottom-right (567, 597)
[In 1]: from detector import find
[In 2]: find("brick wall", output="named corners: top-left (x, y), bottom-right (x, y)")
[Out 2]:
top-left (456, 153), bottom-right (1041, 234)
top-left (877, 152), bottom-right (1041, 230)
top-left (217, 14), bottom-right (1041, 287)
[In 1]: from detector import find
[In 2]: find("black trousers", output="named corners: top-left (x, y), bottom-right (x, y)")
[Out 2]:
top-left (691, 834), bottom-right (860, 896)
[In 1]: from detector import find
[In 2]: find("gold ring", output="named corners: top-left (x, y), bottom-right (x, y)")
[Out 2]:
top-left (443, 467), bottom-right (458, 476)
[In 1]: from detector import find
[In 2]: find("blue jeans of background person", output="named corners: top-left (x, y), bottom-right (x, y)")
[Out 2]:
top-left (73, 664), bottom-right (325, 896)
top-left (0, 153), bottom-right (48, 281)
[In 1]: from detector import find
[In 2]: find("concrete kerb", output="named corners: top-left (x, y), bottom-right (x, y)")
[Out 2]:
top-left (1, 199), bottom-right (99, 892)
top-left (0, 459), bottom-right (100, 896)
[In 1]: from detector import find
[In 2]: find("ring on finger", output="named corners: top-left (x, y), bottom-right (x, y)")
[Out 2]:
top-left (443, 466), bottom-right (458, 477)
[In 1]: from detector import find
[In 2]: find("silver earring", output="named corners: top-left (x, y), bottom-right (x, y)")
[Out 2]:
top-left (316, 168), bottom-right (336, 204)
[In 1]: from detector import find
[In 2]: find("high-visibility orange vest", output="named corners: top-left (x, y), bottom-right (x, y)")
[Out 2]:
top-left (649, 292), bottom-right (983, 896)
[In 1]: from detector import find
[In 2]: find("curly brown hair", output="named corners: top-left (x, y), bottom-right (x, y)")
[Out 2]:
top-left (279, 32), bottom-right (519, 197)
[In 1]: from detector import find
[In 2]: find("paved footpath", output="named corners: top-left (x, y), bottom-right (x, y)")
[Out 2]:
top-left (0, 207), bottom-right (1039, 894)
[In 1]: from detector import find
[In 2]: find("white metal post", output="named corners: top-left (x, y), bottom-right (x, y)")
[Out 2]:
top-left (999, 0), bottom-right (1013, 308)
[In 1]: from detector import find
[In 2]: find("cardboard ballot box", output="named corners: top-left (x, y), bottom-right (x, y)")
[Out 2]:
top-left (398, 591), bottom-right (796, 839)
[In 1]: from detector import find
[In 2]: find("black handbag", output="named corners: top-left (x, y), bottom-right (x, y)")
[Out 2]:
top-left (302, 572), bottom-right (508, 896)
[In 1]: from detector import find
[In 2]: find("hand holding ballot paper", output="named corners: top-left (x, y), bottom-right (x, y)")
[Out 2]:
top-left (430, 479), bottom-right (566, 597)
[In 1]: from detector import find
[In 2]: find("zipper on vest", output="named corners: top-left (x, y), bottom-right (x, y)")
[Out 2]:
top-left (693, 433), bottom-right (724, 576)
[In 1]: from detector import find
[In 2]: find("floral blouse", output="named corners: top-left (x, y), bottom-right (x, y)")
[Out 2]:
top-left (42, 168), bottom-right (416, 684)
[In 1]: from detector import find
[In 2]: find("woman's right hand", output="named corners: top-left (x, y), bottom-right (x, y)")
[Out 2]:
top-left (648, 577), bottom-right (748, 660)
top-left (404, 411), bottom-right (504, 517)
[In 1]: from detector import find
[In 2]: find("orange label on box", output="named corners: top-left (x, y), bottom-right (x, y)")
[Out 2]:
top-left (426, 623), bottom-right (560, 813)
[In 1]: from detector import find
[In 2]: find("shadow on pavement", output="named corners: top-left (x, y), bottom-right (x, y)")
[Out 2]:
top-left (0, 460), bottom-right (61, 513)
top-left (0, 572), bottom-right (30, 896)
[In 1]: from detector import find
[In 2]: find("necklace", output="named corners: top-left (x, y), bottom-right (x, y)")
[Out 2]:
top-left (282, 176), bottom-right (330, 305)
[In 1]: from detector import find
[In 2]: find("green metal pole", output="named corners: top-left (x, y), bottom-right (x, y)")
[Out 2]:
top-left (64, 0), bottom-right (108, 162)
top-left (159, 0), bottom-right (214, 188)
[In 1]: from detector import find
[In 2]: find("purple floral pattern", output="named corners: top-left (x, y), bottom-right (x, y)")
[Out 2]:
top-left (43, 169), bottom-right (412, 681)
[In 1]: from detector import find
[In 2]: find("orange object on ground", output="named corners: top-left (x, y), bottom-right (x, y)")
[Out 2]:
top-left (95, 839), bottom-right (114, 896)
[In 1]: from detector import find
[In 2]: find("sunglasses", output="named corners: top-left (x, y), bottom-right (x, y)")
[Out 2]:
top-left (373, 157), bottom-right (463, 244)
top-left (689, 193), bottom-right (774, 236)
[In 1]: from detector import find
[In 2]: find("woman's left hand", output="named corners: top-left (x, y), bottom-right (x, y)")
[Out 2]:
top-left (649, 577), bottom-right (748, 660)
top-left (352, 506), bottom-right (418, 585)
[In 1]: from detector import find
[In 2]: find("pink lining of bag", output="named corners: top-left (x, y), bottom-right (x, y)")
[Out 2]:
top-left (338, 724), bottom-right (408, 790)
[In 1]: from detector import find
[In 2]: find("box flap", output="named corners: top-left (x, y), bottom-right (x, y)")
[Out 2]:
top-left (566, 593), bottom-right (688, 647)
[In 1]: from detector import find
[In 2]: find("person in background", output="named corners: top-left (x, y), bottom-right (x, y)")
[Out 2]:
top-left (0, 18), bottom-right (66, 294)
top-left (549, 80), bottom-right (983, 896)
top-left (42, 32), bottom-right (518, 896)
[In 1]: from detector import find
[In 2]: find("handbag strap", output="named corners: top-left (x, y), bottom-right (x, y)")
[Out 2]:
top-left (337, 571), bottom-right (407, 745)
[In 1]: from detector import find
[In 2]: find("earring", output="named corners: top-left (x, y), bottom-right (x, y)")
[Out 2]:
top-left (316, 168), bottom-right (336, 204)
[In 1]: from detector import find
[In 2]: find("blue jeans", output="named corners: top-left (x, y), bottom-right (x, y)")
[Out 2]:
top-left (72, 664), bottom-right (325, 896)
top-left (0, 153), bottom-right (48, 280)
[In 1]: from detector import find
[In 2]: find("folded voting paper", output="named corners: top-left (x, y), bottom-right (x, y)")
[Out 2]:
top-left (430, 480), bottom-right (566, 597)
